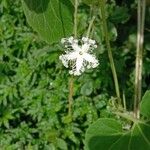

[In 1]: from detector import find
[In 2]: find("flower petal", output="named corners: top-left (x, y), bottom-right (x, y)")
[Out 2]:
top-left (83, 53), bottom-right (99, 68)
top-left (72, 43), bottom-right (81, 51)
top-left (76, 56), bottom-right (84, 74)
top-left (83, 53), bottom-right (96, 62)
top-left (67, 51), bottom-right (78, 60)
top-left (81, 43), bottom-right (90, 53)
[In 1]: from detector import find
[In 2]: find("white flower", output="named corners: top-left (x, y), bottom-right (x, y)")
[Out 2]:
top-left (59, 36), bottom-right (99, 76)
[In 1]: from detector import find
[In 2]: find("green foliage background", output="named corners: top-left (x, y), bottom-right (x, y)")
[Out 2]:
top-left (0, 0), bottom-right (150, 149)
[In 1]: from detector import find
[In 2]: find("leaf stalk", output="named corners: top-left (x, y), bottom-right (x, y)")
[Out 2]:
top-left (99, 0), bottom-right (121, 104)
top-left (134, 0), bottom-right (146, 119)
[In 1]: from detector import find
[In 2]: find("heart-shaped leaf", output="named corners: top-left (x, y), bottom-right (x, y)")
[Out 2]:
top-left (22, 0), bottom-right (74, 44)
top-left (85, 118), bottom-right (150, 150)
top-left (85, 90), bottom-right (150, 150)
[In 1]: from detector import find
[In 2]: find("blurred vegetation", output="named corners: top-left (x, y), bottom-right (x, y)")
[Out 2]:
top-left (0, 0), bottom-right (150, 149)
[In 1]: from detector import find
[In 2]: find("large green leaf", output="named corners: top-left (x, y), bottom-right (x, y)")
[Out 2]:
top-left (140, 90), bottom-right (150, 118)
top-left (85, 91), bottom-right (150, 150)
top-left (22, 0), bottom-right (74, 44)
top-left (85, 118), bottom-right (150, 150)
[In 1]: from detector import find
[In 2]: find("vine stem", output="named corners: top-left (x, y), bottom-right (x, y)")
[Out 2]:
top-left (134, 0), bottom-right (146, 119)
top-left (113, 112), bottom-right (142, 124)
top-left (74, 0), bottom-right (78, 38)
top-left (68, 76), bottom-right (74, 117)
top-left (68, 0), bottom-right (78, 117)
top-left (99, 0), bottom-right (121, 104)
top-left (86, 16), bottom-right (95, 37)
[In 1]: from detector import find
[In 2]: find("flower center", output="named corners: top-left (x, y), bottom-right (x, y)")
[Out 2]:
top-left (79, 51), bottom-right (83, 55)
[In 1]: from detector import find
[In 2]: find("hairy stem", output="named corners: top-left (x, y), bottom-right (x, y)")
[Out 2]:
top-left (68, 76), bottom-right (74, 116)
top-left (68, 0), bottom-right (78, 117)
top-left (99, 0), bottom-right (121, 103)
top-left (134, 0), bottom-right (146, 119)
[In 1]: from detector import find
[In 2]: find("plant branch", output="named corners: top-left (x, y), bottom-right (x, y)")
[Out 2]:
top-left (99, 0), bottom-right (121, 104)
top-left (68, 0), bottom-right (78, 117)
top-left (113, 112), bottom-right (143, 124)
top-left (74, 0), bottom-right (78, 38)
top-left (68, 76), bottom-right (74, 116)
top-left (123, 90), bottom-right (127, 111)
top-left (86, 16), bottom-right (96, 37)
top-left (134, 0), bottom-right (146, 119)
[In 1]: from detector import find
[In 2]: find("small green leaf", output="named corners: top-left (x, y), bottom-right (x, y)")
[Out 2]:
top-left (85, 118), bottom-right (150, 150)
top-left (22, 0), bottom-right (74, 44)
top-left (140, 90), bottom-right (150, 118)
top-left (56, 138), bottom-right (67, 150)
top-left (81, 81), bottom-right (93, 96)
top-left (108, 23), bottom-right (118, 41)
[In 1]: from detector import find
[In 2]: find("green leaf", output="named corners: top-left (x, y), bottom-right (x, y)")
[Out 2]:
top-left (140, 90), bottom-right (150, 118)
top-left (81, 81), bottom-right (93, 96)
top-left (108, 23), bottom-right (117, 41)
top-left (85, 118), bottom-right (150, 150)
top-left (56, 138), bottom-right (68, 150)
top-left (109, 6), bottom-right (130, 24)
top-left (22, 0), bottom-right (74, 44)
